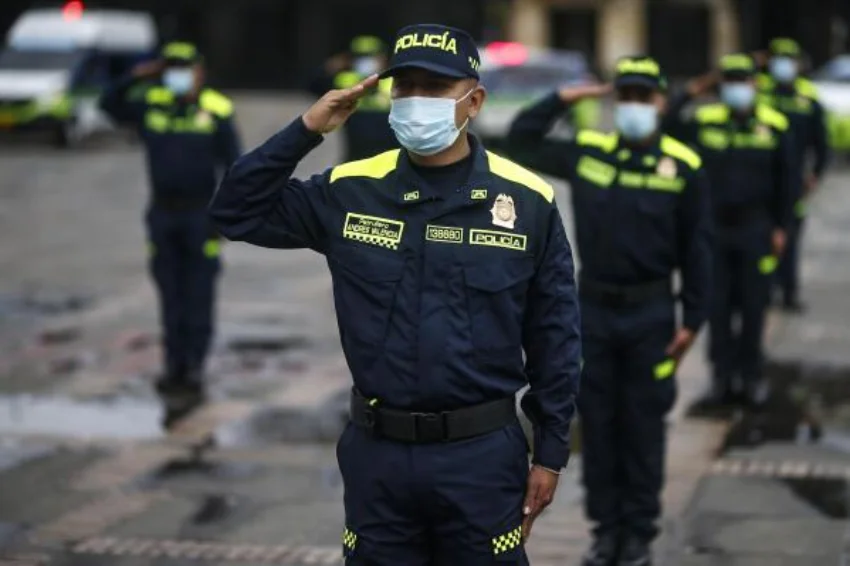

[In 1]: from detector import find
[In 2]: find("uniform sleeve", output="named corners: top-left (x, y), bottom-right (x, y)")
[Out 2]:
top-left (505, 92), bottom-right (582, 180)
top-left (214, 115), bottom-right (244, 167)
top-left (99, 74), bottom-right (146, 124)
top-left (773, 128), bottom-right (796, 232)
top-left (520, 204), bottom-right (581, 471)
top-left (209, 117), bottom-right (330, 252)
top-left (678, 168), bottom-right (713, 332)
top-left (661, 91), bottom-right (697, 145)
top-left (810, 98), bottom-right (830, 180)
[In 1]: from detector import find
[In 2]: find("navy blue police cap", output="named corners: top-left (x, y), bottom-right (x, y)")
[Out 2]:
top-left (380, 24), bottom-right (481, 80)
top-left (613, 55), bottom-right (667, 91)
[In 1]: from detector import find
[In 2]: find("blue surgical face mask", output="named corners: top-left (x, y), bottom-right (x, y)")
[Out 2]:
top-left (353, 57), bottom-right (381, 77)
top-left (163, 68), bottom-right (195, 95)
top-left (614, 103), bottom-right (658, 141)
top-left (388, 88), bottom-right (474, 156)
top-left (721, 83), bottom-right (755, 111)
top-left (769, 57), bottom-right (798, 83)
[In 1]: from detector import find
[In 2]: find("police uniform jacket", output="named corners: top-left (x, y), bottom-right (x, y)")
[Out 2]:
top-left (664, 93), bottom-right (795, 235)
top-left (209, 117), bottom-right (582, 471)
top-left (756, 75), bottom-right (830, 208)
top-left (506, 93), bottom-right (713, 333)
top-left (100, 75), bottom-right (243, 202)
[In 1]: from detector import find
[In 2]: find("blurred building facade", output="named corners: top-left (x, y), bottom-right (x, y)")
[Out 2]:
top-left (0, 0), bottom-right (848, 88)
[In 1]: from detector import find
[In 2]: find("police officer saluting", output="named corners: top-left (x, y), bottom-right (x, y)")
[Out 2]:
top-left (756, 38), bottom-right (830, 311)
top-left (664, 54), bottom-right (794, 407)
top-left (210, 24), bottom-right (580, 565)
top-left (506, 56), bottom-right (712, 566)
top-left (308, 35), bottom-right (397, 162)
top-left (100, 42), bottom-right (242, 422)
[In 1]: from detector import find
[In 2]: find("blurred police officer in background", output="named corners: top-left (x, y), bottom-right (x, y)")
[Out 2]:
top-left (211, 23), bottom-right (581, 566)
top-left (664, 54), bottom-right (794, 408)
top-left (308, 35), bottom-right (397, 161)
top-left (100, 42), bottom-right (242, 424)
top-left (756, 38), bottom-right (830, 312)
top-left (506, 55), bottom-right (712, 566)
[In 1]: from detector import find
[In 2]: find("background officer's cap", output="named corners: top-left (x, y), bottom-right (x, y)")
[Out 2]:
top-left (719, 53), bottom-right (755, 79)
top-left (351, 35), bottom-right (385, 56)
top-left (613, 55), bottom-right (667, 91)
top-left (769, 37), bottom-right (801, 58)
top-left (161, 41), bottom-right (202, 66)
top-left (379, 24), bottom-right (480, 80)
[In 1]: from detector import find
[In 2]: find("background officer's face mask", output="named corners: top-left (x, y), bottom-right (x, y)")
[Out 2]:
top-left (720, 83), bottom-right (755, 111)
top-left (614, 103), bottom-right (658, 141)
top-left (769, 57), bottom-right (798, 83)
top-left (354, 57), bottom-right (381, 77)
top-left (388, 88), bottom-right (474, 156)
top-left (163, 68), bottom-right (195, 95)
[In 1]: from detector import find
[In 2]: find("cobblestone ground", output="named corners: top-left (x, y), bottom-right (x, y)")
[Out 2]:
top-left (0, 94), bottom-right (847, 565)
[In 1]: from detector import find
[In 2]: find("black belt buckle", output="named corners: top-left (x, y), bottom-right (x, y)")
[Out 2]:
top-left (412, 411), bottom-right (448, 443)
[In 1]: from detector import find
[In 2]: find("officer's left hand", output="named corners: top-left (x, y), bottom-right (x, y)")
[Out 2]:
top-left (665, 328), bottom-right (696, 361)
top-left (521, 465), bottom-right (560, 541)
top-left (772, 229), bottom-right (787, 257)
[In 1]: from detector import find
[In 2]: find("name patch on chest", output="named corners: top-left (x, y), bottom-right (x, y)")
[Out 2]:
top-left (470, 229), bottom-right (527, 251)
top-left (426, 225), bottom-right (464, 244)
top-left (343, 213), bottom-right (405, 250)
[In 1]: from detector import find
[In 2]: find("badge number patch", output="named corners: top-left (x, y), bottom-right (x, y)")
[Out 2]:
top-left (471, 188), bottom-right (488, 200)
top-left (343, 213), bottom-right (404, 250)
top-left (470, 229), bottom-right (527, 251)
top-left (426, 225), bottom-right (464, 244)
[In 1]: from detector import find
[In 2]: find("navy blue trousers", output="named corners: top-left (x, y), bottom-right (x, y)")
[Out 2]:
top-left (776, 217), bottom-right (804, 304)
top-left (145, 206), bottom-right (220, 375)
top-left (337, 421), bottom-right (530, 565)
top-left (708, 227), bottom-right (773, 384)
top-left (578, 298), bottom-right (677, 543)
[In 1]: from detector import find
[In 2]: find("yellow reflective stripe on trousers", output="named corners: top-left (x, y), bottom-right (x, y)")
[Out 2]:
top-left (653, 358), bottom-right (676, 380)
top-left (758, 255), bottom-right (778, 274)
top-left (204, 239), bottom-right (221, 258)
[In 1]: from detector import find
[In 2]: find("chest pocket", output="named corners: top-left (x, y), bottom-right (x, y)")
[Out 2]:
top-left (464, 257), bottom-right (535, 360)
top-left (328, 245), bottom-right (405, 349)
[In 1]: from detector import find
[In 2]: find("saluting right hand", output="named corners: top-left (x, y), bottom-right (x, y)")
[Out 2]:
top-left (557, 83), bottom-right (612, 104)
top-left (686, 71), bottom-right (720, 97)
top-left (302, 74), bottom-right (380, 134)
top-left (132, 59), bottom-right (166, 79)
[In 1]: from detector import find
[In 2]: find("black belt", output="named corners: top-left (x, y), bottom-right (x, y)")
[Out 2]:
top-left (152, 196), bottom-right (210, 211)
top-left (579, 276), bottom-right (672, 307)
top-left (349, 390), bottom-right (517, 443)
top-left (714, 204), bottom-right (767, 227)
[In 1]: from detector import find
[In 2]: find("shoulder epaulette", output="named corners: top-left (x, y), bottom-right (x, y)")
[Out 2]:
top-left (794, 77), bottom-right (819, 99)
top-left (199, 89), bottom-right (234, 118)
top-left (145, 86), bottom-right (173, 105)
top-left (486, 151), bottom-right (554, 203)
top-left (330, 150), bottom-right (400, 183)
top-left (756, 104), bottom-right (789, 131)
top-left (660, 135), bottom-right (702, 169)
top-left (576, 129), bottom-right (618, 153)
top-left (694, 103), bottom-right (729, 124)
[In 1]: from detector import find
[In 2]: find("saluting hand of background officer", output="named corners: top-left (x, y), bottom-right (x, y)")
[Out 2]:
top-left (557, 82), bottom-right (612, 104)
top-left (302, 74), bottom-right (380, 134)
top-left (132, 59), bottom-right (166, 79)
top-left (686, 71), bottom-right (721, 97)
top-left (522, 464), bottom-right (560, 541)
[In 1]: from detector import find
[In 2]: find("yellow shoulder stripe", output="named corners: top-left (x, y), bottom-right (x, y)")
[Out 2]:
top-left (794, 77), bottom-right (818, 99)
top-left (694, 103), bottom-right (729, 123)
top-left (200, 89), bottom-right (234, 118)
top-left (486, 151), bottom-right (554, 203)
top-left (330, 150), bottom-right (401, 183)
top-left (660, 135), bottom-right (701, 169)
top-left (756, 104), bottom-right (789, 131)
top-left (145, 87), bottom-right (173, 105)
top-left (576, 129), bottom-right (618, 152)
top-left (756, 73), bottom-right (775, 92)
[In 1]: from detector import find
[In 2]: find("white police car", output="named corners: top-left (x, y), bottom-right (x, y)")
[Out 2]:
top-left (0, 2), bottom-right (156, 147)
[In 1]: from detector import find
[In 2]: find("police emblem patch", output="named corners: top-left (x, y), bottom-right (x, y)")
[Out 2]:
top-left (656, 156), bottom-right (677, 179)
top-left (195, 111), bottom-right (213, 128)
top-left (490, 194), bottom-right (517, 230)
